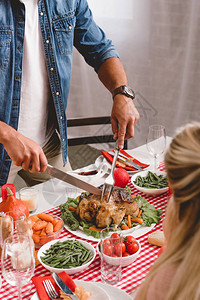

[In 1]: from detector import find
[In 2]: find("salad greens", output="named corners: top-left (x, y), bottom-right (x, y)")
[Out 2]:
top-left (59, 192), bottom-right (162, 239)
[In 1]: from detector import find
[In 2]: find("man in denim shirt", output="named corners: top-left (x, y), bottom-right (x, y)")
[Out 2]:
top-left (0, 0), bottom-right (139, 187)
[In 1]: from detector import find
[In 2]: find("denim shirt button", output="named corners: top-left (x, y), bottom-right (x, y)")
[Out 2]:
top-left (50, 67), bottom-right (54, 71)
top-left (46, 40), bottom-right (49, 44)
top-left (62, 138), bottom-right (65, 142)
top-left (56, 92), bottom-right (59, 96)
top-left (60, 116), bottom-right (63, 120)
top-left (68, 26), bottom-right (72, 30)
top-left (40, 12), bottom-right (44, 16)
top-left (15, 75), bottom-right (20, 80)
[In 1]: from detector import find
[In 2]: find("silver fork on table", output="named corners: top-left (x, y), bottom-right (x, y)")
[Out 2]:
top-left (43, 279), bottom-right (59, 299)
top-left (101, 144), bottom-right (120, 202)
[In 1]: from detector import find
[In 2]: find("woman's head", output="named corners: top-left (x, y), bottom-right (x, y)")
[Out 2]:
top-left (135, 122), bottom-right (200, 300)
top-left (164, 122), bottom-right (200, 240)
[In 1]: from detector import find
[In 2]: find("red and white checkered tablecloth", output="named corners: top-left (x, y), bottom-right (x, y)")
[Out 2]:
top-left (0, 163), bottom-right (168, 299)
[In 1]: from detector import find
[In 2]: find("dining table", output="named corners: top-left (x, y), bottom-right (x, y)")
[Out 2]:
top-left (0, 137), bottom-right (172, 300)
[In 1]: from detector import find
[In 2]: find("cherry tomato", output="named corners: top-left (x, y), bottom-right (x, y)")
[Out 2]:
top-left (111, 232), bottom-right (120, 243)
top-left (123, 251), bottom-right (131, 257)
top-left (103, 239), bottom-right (111, 246)
top-left (124, 235), bottom-right (136, 247)
top-left (103, 244), bottom-right (112, 256)
top-left (114, 242), bottom-right (126, 256)
top-left (127, 242), bottom-right (139, 255)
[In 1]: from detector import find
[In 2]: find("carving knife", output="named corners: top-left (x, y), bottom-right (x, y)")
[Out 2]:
top-left (46, 164), bottom-right (101, 195)
top-left (52, 272), bottom-right (79, 300)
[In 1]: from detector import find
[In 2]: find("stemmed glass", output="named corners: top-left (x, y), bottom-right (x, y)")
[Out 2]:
top-left (1, 234), bottom-right (35, 300)
top-left (146, 125), bottom-right (166, 170)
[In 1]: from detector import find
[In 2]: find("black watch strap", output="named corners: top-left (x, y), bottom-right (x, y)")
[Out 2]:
top-left (112, 85), bottom-right (135, 100)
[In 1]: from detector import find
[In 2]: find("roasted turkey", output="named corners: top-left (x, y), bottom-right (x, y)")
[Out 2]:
top-left (76, 188), bottom-right (139, 228)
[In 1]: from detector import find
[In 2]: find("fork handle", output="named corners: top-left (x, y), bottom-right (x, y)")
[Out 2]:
top-left (110, 147), bottom-right (120, 176)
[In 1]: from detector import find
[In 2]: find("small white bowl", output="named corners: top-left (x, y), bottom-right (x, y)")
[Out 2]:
top-left (131, 170), bottom-right (169, 196)
top-left (37, 237), bottom-right (96, 275)
top-left (97, 240), bottom-right (141, 267)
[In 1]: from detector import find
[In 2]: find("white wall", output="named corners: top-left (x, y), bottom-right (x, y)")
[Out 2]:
top-left (67, 0), bottom-right (200, 150)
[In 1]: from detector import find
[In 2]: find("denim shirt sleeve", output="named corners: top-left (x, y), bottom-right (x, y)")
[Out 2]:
top-left (74, 0), bottom-right (120, 72)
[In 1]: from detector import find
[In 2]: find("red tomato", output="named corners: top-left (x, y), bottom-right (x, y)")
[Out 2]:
top-left (124, 235), bottom-right (136, 247)
top-left (122, 243), bottom-right (126, 254)
top-left (103, 244), bottom-right (112, 256)
top-left (114, 242), bottom-right (126, 256)
top-left (111, 232), bottom-right (120, 243)
top-left (127, 242), bottom-right (139, 255)
top-left (123, 251), bottom-right (131, 257)
top-left (103, 239), bottom-right (111, 246)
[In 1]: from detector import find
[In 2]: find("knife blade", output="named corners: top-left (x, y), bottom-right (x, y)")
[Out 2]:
top-left (52, 272), bottom-right (79, 300)
top-left (47, 164), bottom-right (101, 195)
top-left (108, 152), bottom-right (143, 171)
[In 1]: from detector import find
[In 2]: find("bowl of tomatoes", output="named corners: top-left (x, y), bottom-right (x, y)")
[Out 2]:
top-left (97, 233), bottom-right (141, 267)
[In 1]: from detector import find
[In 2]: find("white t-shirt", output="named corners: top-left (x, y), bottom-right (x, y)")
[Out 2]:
top-left (18, 0), bottom-right (53, 147)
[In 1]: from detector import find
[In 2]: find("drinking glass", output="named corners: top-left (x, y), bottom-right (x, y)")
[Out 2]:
top-left (1, 234), bottom-right (35, 300)
top-left (0, 212), bottom-right (14, 248)
top-left (100, 230), bottom-right (123, 285)
top-left (146, 125), bottom-right (166, 170)
top-left (19, 187), bottom-right (38, 213)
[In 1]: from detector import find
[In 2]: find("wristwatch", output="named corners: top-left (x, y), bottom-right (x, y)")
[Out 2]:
top-left (112, 85), bottom-right (135, 100)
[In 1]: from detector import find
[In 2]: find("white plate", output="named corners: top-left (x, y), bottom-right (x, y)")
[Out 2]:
top-left (131, 170), bottom-right (169, 196)
top-left (31, 280), bottom-right (131, 300)
top-left (37, 237), bottom-right (96, 274)
top-left (65, 222), bottom-right (155, 242)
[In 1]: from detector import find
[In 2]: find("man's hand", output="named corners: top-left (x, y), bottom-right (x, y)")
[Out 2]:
top-left (111, 94), bottom-right (139, 149)
top-left (0, 122), bottom-right (47, 173)
top-left (97, 57), bottom-right (140, 149)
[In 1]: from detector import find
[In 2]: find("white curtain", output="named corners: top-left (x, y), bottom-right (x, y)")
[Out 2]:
top-left (67, 0), bottom-right (200, 149)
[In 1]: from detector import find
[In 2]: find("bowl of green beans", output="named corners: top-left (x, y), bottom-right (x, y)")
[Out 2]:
top-left (131, 170), bottom-right (169, 196)
top-left (37, 237), bottom-right (96, 274)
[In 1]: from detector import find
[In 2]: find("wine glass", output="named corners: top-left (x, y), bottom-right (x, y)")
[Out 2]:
top-left (1, 234), bottom-right (35, 300)
top-left (146, 125), bottom-right (166, 170)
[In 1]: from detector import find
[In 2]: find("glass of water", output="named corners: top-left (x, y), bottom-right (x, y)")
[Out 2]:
top-left (1, 234), bottom-right (35, 299)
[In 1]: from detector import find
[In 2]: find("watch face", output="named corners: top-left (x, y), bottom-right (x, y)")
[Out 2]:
top-left (124, 86), bottom-right (134, 98)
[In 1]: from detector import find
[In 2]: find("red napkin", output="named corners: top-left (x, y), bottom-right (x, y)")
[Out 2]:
top-left (101, 149), bottom-right (149, 171)
top-left (32, 271), bottom-right (76, 300)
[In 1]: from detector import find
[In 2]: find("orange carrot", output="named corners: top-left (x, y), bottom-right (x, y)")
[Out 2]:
top-left (53, 220), bottom-right (63, 232)
top-left (40, 227), bottom-right (46, 236)
top-left (33, 229), bottom-right (42, 235)
top-left (88, 226), bottom-right (102, 231)
top-left (52, 218), bottom-right (59, 227)
top-left (127, 215), bottom-right (132, 228)
top-left (45, 222), bottom-right (54, 234)
top-left (68, 206), bottom-right (76, 212)
top-left (131, 218), bottom-right (143, 224)
top-left (138, 209), bottom-right (143, 217)
top-left (37, 213), bottom-right (54, 222)
top-left (32, 235), bottom-right (40, 244)
top-left (121, 224), bottom-right (129, 230)
top-left (132, 195), bottom-right (136, 200)
top-left (29, 215), bottom-right (39, 223)
top-left (32, 220), bottom-right (47, 231)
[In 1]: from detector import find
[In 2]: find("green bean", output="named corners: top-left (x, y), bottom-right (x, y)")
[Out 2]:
top-left (134, 171), bottom-right (168, 189)
top-left (40, 240), bottom-right (93, 269)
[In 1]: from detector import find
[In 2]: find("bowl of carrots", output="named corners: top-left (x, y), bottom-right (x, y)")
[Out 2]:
top-left (28, 213), bottom-right (64, 248)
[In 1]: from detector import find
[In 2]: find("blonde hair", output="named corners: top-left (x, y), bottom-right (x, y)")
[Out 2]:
top-left (135, 122), bottom-right (200, 300)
